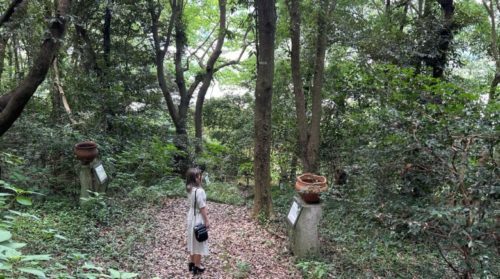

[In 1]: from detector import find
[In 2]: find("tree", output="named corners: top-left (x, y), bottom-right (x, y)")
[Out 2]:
top-left (428, 0), bottom-right (456, 79)
top-left (252, 0), bottom-right (276, 218)
top-left (0, 0), bottom-right (71, 136)
top-left (194, 7), bottom-right (250, 154)
top-left (287, 0), bottom-right (336, 173)
top-left (149, 0), bottom-right (230, 172)
top-left (482, 0), bottom-right (500, 102)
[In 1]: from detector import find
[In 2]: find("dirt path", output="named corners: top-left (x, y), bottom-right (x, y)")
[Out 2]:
top-left (143, 198), bottom-right (301, 278)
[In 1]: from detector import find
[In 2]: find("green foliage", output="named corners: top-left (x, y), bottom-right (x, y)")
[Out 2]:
top-left (110, 137), bottom-right (177, 188)
top-left (127, 177), bottom-right (185, 203)
top-left (296, 260), bottom-right (330, 279)
top-left (232, 260), bottom-right (251, 279)
top-left (80, 191), bottom-right (111, 224)
top-left (202, 94), bottom-right (254, 180)
top-left (205, 182), bottom-right (246, 205)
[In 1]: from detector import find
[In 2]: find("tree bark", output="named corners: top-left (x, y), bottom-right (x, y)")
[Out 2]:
top-left (0, 0), bottom-right (24, 28)
top-left (431, 0), bottom-right (455, 79)
top-left (103, 0), bottom-right (112, 67)
top-left (252, 0), bottom-right (276, 218)
top-left (12, 35), bottom-right (20, 80)
top-left (307, 0), bottom-right (331, 173)
top-left (0, 37), bottom-right (9, 86)
top-left (51, 57), bottom-right (76, 124)
top-left (194, 0), bottom-right (227, 154)
top-left (0, 0), bottom-right (70, 136)
top-left (149, 0), bottom-right (179, 127)
top-left (287, 0), bottom-right (309, 171)
top-left (288, 0), bottom-right (335, 173)
top-left (483, 0), bottom-right (499, 102)
top-left (149, 0), bottom-right (204, 173)
top-left (74, 23), bottom-right (101, 74)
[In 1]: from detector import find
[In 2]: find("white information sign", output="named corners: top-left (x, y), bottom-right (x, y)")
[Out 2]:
top-left (93, 163), bottom-right (108, 184)
top-left (287, 200), bottom-right (302, 226)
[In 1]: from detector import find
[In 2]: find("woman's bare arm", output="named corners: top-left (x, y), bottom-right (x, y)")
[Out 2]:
top-left (200, 207), bottom-right (210, 229)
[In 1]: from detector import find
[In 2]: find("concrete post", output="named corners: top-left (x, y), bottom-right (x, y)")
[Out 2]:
top-left (79, 164), bottom-right (93, 201)
top-left (290, 195), bottom-right (323, 258)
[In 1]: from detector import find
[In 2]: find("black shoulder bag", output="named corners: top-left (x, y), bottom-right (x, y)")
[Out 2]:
top-left (193, 189), bottom-right (208, 242)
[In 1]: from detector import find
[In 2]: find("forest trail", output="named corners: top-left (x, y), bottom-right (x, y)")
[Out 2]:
top-left (142, 198), bottom-right (302, 278)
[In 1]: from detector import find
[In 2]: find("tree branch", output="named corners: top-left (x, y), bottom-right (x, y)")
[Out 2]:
top-left (0, 0), bottom-right (70, 136)
top-left (214, 28), bottom-right (251, 72)
top-left (434, 238), bottom-right (461, 275)
top-left (187, 24), bottom-right (218, 68)
top-left (0, 0), bottom-right (24, 28)
top-left (148, 0), bottom-right (180, 126)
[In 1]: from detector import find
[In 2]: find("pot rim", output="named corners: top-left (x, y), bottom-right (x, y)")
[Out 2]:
top-left (74, 141), bottom-right (97, 150)
top-left (297, 173), bottom-right (326, 184)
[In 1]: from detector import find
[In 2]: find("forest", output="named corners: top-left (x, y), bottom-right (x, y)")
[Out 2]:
top-left (0, 0), bottom-right (498, 278)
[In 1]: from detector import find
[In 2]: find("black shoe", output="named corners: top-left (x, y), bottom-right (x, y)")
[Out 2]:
top-left (188, 262), bottom-right (194, 271)
top-left (193, 266), bottom-right (206, 275)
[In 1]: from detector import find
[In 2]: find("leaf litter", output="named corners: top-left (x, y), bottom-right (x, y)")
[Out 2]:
top-left (141, 198), bottom-right (302, 278)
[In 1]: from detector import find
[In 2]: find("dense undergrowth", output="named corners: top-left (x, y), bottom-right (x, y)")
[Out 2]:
top-left (0, 65), bottom-right (498, 278)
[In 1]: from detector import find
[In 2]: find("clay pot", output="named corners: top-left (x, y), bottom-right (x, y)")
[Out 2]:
top-left (295, 173), bottom-right (327, 203)
top-left (74, 141), bottom-right (98, 164)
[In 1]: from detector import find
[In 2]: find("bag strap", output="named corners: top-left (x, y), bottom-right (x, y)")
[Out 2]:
top-left (193, 188), bottom-right (197, 217)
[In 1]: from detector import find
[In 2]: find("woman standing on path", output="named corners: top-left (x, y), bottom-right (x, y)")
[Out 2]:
top-left (186, 167), bottom-right (210, 275)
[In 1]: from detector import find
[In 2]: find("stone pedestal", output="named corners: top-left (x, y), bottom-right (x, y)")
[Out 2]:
top-left (289, 195), bottom-right (323, 258)
top-left (79, 164), bottom-right (93, 201)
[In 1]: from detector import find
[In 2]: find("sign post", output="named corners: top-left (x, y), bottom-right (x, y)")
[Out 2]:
top-left (288, 195), bottom-right (323, 258)
top-left (92, 162), bottom-right (108, 193)
top-left (287, 200), bottom-right (302, 227)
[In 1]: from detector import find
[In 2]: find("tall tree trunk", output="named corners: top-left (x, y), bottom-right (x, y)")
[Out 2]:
top-left (194, 0), bottom-right (227, 154)
top-left (149, 0), bottom-right (205, 174)
top-left (385, 0), bottom-right (391, 17)
top-left (51, 57), bottom-right (76, 124)
top-left (0, 0), bottom-right (70, 136)
top-left (12, 35), bottom-right (20, 80)
top-left (252, 0), bottom-right (276, 218)
top-left (0, 37), bottom-right (9, 86)
top-left (483, 0), bottom-right (499, 102)
top-left (74, 24), bottom-right (101, 74)
top-left (288, 0), bottom-right (335, 173)
top-left (172, 0), bottom-right (193, 173)
top-left (103, 0), bottom-right (112, 67)
top-left (307, 1), bottom-right (331, 173)
top-left (102, 0), bottom-right (113, 131)
top-left (431, 0), bottom-right (455, 79)
top-left (399, 1), bottom-right (409, 32)
top-left (0, 0), bottom-right (24, 28)
top-left (149, 0), bottom-right (179, 127)
top-left (287, 0), bottom-right (309, 171)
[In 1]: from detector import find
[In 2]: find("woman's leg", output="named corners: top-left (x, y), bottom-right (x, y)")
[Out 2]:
top-left (193, 254), bottom-right (201, 267)
top-left (188, 254), bottom-right (195, 271)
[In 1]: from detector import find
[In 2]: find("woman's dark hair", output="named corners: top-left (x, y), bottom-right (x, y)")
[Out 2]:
top-left (185, 167), bottom-right (201, 193)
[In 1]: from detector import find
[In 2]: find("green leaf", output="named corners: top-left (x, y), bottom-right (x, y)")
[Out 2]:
top-left (0, 230), bottom-right (12, 242)
top-left (0, 262), bottom-right (13, 270)
top-left (108, 268), bottom-right (121, 278)
top-left (54, 234), bottom-right (67, 240)
top-left (21, 254), bottom-right (51, 261)
top-left (120, 272), bottom-right (139, 279)
top-left (16, 196), bottom-right (32, 206)
top-left (1, 241), bottom-right (26, 249)
top-left (82, 262), bottom-right (103, 271)
top-left (17, 267), bottom-right (46, 278)
top-left (8, 210), bottom-right (40, 220)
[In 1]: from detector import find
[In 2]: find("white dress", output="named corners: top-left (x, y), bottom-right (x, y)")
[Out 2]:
top-left (186, 187), bottom-right (209, 255)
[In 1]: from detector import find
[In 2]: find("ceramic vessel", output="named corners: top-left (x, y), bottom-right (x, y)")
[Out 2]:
top-left (295, 173), bottom-right (327, 203)
top-left (74, 141), bottom-right (98, 164)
